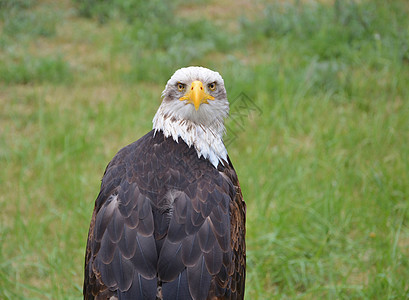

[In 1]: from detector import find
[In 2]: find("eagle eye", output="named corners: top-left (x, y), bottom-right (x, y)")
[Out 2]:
top-left (208, 82), bottom-right (217, 91)
top-left (177, 82), bottom-right (185, 92)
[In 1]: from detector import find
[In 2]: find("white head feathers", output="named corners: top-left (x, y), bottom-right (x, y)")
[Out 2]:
top-left (153, 66), bottom-right (229, 168)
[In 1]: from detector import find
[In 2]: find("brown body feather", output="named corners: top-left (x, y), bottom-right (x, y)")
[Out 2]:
top-left (84, 130), bottom-right (245, 300)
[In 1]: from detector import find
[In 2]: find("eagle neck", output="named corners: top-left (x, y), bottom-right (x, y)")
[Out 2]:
top-left (152, 111), bottom-right (228, 168)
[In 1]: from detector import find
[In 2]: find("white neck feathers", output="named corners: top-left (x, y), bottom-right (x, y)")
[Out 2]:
top-left (152, 109), bottom-right (228, 168)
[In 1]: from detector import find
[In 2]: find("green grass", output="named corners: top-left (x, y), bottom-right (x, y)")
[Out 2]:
top-left (1, 0), bottom-right (409, 298)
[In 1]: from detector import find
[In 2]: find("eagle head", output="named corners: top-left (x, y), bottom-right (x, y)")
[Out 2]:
top-left (153, 66), bottom-right (229, 167)
top-left (157, 66), bottom-right (229, 127)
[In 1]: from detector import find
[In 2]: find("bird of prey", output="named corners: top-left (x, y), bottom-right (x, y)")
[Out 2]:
top-left (83, 66), bottom-right (246, 300)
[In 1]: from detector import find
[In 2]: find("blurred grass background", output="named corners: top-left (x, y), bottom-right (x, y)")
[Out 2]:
top-left (1, 0), bottom-right (409, 298)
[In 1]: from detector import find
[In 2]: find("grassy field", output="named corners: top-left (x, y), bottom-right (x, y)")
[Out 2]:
top-left (1, 0), bottom-right (409, 298)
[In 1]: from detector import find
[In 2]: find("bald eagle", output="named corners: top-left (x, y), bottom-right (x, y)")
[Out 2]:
top-left (84, 67), bottom-right (246, 300)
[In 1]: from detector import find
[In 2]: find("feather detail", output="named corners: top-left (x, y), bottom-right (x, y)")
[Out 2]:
top-left (153, 110), bottom-right (227, 168)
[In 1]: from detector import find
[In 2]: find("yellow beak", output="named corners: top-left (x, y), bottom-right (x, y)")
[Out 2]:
top-left (179, 80), bottom-right (215, 111)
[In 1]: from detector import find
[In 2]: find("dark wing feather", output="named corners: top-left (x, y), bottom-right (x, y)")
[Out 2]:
top-left (181, 234), bottom-right (201, 267)
top-left (224, 156), bottom-right (246, 299)
top-left (84, 131), bottom-right (246, 300)
top-left (117, 274), bottom-right (157, 300)
top-left (162, 270), bottom-right (192, 300)
top-left (157, 239), bottom-right (184, 281)
top-left (187, 255), bottom-right (212, 300)
top-left (207, 157), bottom-right (246, 299)
top-left (84, 135), bottom-right (159, 300)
